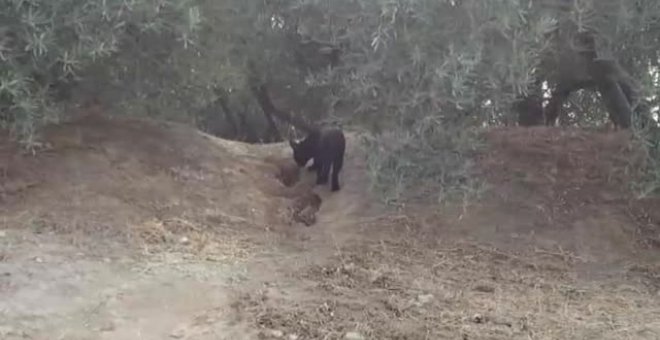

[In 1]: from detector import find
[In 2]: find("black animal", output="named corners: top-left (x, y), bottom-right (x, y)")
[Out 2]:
top-left (289, 126), bottom-right (346, 192)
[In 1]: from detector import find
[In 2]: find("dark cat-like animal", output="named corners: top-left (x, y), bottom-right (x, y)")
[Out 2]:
top-left (289, 126), bottom-right (346, 192)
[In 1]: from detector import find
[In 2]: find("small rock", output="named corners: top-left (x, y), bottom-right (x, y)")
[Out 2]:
top-left (34, 256), bottom-right (43, 263)
top-left (0, 230), bottom-right (6, 238)
top-left (288, 334), bottom-right (299, 340)
top-left (268, 329), bottom-right (284, 338)
top-left (344, 331), bottom-right (365, 340)
top-left (342, 262), bottom-right (356, 272)
top-left (179, 236), bottom-right (190, 245)
top-left (472, 313), bottom-right (485, 324)
top-left (0, 325), bottom-right (14, 336)
top-left (415, 294), bottom-right (434, 306)
top-left (473, 284), bottom-right (495, 293)
top-left (170, 327), bottom-right (186, 339)
top-left (98, 320), bottom-right (115, 332)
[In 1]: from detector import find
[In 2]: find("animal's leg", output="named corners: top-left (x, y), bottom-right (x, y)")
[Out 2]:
top-left (331, 154), bottom-right (344, 192)
top-left (308, 158), bottom-right (319, 172)
top-left (317, 160), bottom-right (331, 185)
top-left (314, 160), bottom-right (324, 184)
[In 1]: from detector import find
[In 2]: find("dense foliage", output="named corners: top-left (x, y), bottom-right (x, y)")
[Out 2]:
top-left (0, 0), bottom-right (201, 145)
top-left (2, 0), bottom-right (660, 201)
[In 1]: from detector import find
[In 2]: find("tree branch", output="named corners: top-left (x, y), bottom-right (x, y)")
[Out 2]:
top-left (249, 83), bottom-right (316, 135)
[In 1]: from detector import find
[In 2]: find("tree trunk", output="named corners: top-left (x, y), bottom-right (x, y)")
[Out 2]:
top-left (515, 95), bottom-right (544, 126)
top-left (250, 84), bottom-right (315, 134)
top-left (540, 29), bottom-right (641, 129)
top-left (217, 101), bottom-right (237, 138)
top-left (544, 89), bottom-right (567, 126)
top-left (579, 34), bottom-right (636, 128)
top-left (237, 106), bottom-right (259, 143)
top-left (246, 85), bottom-right (283, 142)
top-left (594, 75), bottom-right (633, 128)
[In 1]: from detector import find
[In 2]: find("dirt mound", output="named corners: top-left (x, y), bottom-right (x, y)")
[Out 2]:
top-left (2, 120), bottom-right (656, 263)
top-left (481, 127), bottom-right (634, 227)
top-left (433, 126), bottom-right (659, 268)
top-left (3, 120), bottom-right (660, 340)
top-left (0, 114), bottom-right (339, 256)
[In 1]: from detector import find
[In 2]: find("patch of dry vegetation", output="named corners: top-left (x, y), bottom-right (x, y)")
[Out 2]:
top-left (232, 216), bottom-right (660, 340)
top-left (0, 115), bottom-right (320, 260)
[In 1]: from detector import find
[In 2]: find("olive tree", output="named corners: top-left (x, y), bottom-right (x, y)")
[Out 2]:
top-left (0, 0), bottom-right (200, 145)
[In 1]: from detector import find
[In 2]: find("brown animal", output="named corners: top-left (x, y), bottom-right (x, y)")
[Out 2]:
top-left (290, 192), bottom-right (322, 226)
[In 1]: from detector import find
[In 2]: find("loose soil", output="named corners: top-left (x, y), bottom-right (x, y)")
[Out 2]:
top-left (1, 117), bottom-right (659, 340)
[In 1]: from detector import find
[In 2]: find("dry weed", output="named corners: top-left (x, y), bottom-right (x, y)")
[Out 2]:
top-left (233, 217), bottom-right (660, 340)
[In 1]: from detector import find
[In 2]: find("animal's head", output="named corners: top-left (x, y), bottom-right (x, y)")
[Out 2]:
top-left (289, 138), bottom-right (312, 167)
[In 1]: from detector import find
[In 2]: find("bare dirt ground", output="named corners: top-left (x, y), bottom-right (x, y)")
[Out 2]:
top-left (1, 116), bottom-right (660, 340)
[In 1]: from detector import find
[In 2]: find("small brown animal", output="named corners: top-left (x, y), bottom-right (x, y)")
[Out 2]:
top-left (290, 192), bottom-right (322, 226)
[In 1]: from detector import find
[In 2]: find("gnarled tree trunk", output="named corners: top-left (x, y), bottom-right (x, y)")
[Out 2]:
top-left (515, 94), bottom-right (544, 126)
top-left (541, 32), bottom-right (641, 129)
top-left (250, 84), bottom-right (315, 136)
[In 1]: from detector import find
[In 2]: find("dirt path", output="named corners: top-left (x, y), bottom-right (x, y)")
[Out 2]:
top-left (0, 228), bottom-right (245, 340)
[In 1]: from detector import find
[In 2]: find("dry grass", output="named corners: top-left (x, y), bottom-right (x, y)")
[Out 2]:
top-left (231, 218), bottom-right (660, 340)
top-left (129, 214), bottom-right (260, 262)
top-left (0, 115), bottom-right (315, 260)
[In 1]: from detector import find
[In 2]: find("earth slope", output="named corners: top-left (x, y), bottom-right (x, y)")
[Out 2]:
top-left (1, 117), bottom-right (659, 340)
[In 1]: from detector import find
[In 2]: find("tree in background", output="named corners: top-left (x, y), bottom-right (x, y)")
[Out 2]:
top-left (0, 0), bottom-right (201, 146)
top-left (2, 0), bottom-right (660, 201)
